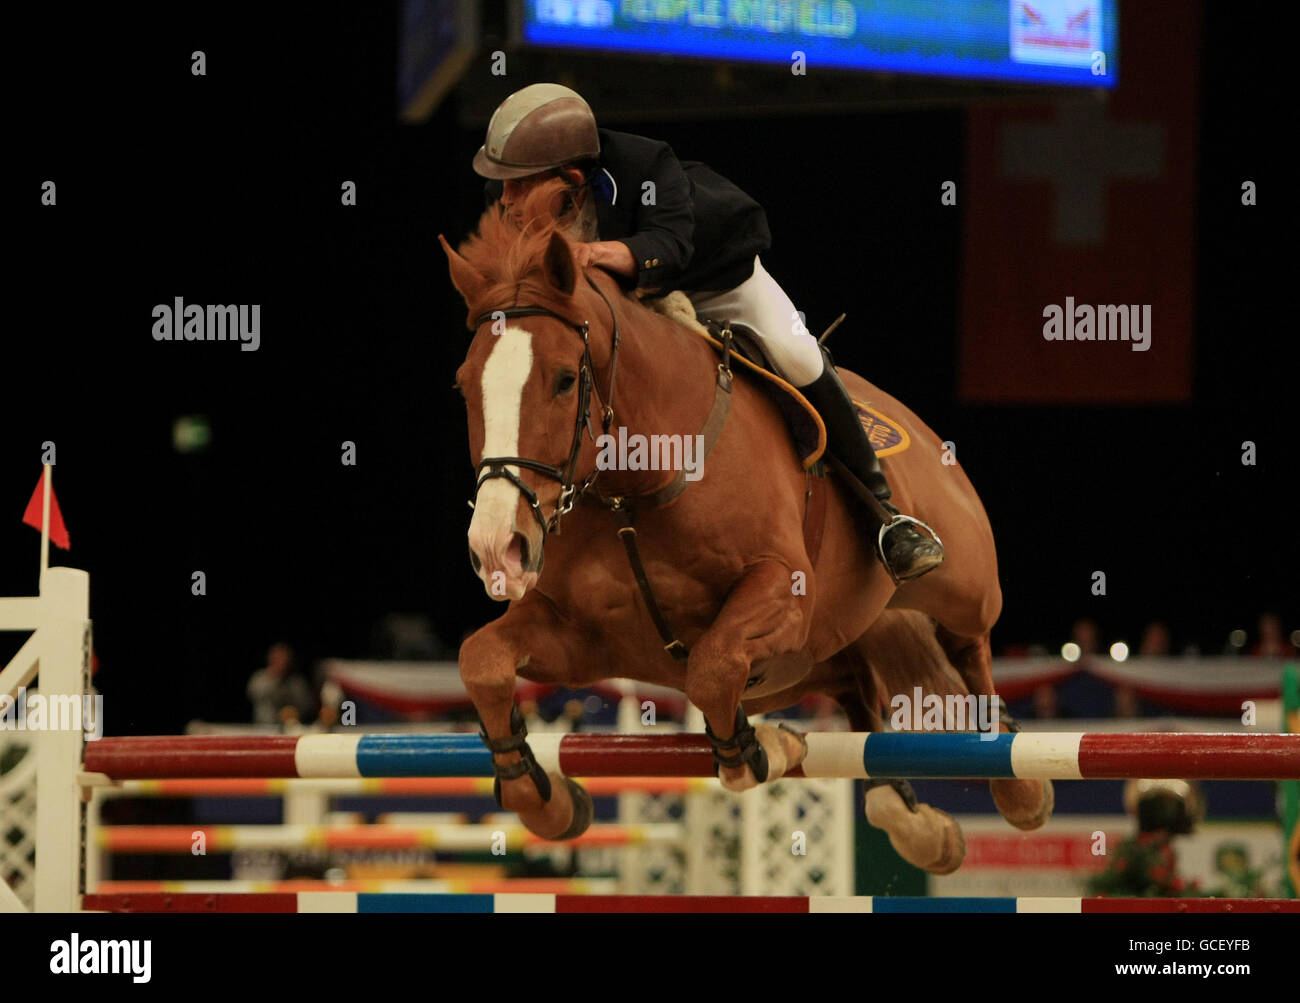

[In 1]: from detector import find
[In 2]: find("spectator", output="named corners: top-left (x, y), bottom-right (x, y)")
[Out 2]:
top-left (1088, 779), bottom-right (1204, 898)
top-left (247, 642), bottom-right (315, 727)
top-left (370, 613), bottom-right (447, 660)
top-left (1251, 613), bottom-right (1297, 657)
top-left (1113, 685), bottom-right (1140, 719)
top-left (1138, 622), bottom-right (1171, 657)
top-left (317, 678), bottom-right (346, 728)
top-left (1070, 618), bottom-right (1099, 657)
top-left (1032, 683), bottom-right (1059, 719)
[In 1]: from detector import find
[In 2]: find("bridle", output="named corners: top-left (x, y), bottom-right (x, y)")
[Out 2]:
top-left (469, 273), bottom-right (622, 541)
top-left (466, 273), bottom-right (736, 661)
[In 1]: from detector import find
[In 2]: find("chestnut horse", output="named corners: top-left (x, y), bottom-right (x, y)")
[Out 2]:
top-left (440, 181), bottom-right (1051, 873)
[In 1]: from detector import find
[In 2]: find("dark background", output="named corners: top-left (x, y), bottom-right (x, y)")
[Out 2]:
top-left (5, 3), bottom-right (1289, 733)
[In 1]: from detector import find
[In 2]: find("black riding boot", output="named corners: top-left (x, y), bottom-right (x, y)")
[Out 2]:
top-left (798, 353), bottom-right (945, 582)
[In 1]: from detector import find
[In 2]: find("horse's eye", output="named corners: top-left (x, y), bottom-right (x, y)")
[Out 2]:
top-left (555, 371), bottom-right (577, 395)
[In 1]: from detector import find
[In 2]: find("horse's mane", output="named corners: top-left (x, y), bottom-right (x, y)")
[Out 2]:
top-left (456, 177), bottom-right (584, 311)
top-left (454, 177), bottom-right (700, 351)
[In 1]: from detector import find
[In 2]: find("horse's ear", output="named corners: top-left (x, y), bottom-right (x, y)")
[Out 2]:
top-left (542, 231), bottom-right (577, 297)
top-left (439, 234), bottom-right (489, 306)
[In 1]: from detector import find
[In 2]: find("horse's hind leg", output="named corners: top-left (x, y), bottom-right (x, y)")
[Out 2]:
top-left (935, 627), bottom-right (1054, 831)
top-left (831, 642), bottom-right (964, 875)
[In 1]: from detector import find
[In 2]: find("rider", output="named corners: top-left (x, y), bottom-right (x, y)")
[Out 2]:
top-left (472, 82), bottom-right (943, 583)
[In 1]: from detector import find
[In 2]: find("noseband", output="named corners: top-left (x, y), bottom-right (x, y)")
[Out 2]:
top-left (469, 274), bottom-right (621, 540)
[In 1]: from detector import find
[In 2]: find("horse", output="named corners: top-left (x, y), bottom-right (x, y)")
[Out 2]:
top-left (439, 179), bottom-right (1051, 873)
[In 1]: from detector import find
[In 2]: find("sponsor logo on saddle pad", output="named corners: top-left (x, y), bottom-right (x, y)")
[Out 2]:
top-left (851, 401), bottom-right (910, 458)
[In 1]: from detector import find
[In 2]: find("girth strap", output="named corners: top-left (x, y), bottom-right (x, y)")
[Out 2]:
top-left (613, 505), bottom-right (689, 661)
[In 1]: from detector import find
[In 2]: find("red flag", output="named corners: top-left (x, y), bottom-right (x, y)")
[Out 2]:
top-left (959, 2), bottom-right (1200, 403)
top-left (22, 469), bottom-right (71, 549)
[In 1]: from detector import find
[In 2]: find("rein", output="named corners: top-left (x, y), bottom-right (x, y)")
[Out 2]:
top-left (469, 275), bottom-right (735, 661)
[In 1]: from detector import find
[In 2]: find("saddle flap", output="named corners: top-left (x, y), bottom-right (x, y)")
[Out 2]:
top-left (700, 319), bottom-right (826, 469)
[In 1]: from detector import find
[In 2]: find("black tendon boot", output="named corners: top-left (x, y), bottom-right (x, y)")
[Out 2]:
top-left (798, 352), bottom-right (945, 583)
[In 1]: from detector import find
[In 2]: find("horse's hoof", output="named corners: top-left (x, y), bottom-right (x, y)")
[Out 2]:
top-left (921, 807), bottom-right (966, 875)
top-left (717, 722), bottom-right (807, 791)
top-left (759, 722), bottom-right (807, 780)
top-left (554, 777), bottom-right (594, 839)
top-left (864, 785), bottom-right (966, 874)
top-left (718, 763), bottom-right (760, 792)
top-left (991, 777), bottom-right (1054, 831)
top-left (516, 773), bottom-right (592, 840)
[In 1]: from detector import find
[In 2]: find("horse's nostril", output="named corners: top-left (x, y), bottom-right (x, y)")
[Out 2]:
top-left (516, 533), bottom-right (530, 570)
top-left (468, 547), bottom-right (482, 574)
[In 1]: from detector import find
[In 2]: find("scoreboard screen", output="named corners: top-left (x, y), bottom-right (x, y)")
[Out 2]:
top-left (520, 1), bottom-right (1119, 88)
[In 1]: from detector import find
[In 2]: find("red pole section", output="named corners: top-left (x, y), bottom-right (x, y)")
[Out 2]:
top-left (1077, 732), bottom-right (1300, 779)
top-left (84, 736), bottom-right (301, 779)
top-left (1081, 898), bottom-right (1299, 913)
top-left (556, 733), bottom-right (717, 777)
top-left (83, 893), bottom-right (299, 914)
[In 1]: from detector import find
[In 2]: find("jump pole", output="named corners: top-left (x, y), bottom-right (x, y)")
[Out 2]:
top-left (101, 776), bottom-right (720, 798)
top-left (81, 893), bottom-right (1300, 914)
top-left (82, 731), bottom-right (1300, 782)
top-left (92, 878), bottom-right (623, 895)
top-left (95, 821), bottom-right (684, 853)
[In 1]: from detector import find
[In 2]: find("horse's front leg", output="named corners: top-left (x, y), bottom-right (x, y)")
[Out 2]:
top-left (686, 560), bottom-right (812, 791)
top-left (459, 597), bottom-right (594, 840)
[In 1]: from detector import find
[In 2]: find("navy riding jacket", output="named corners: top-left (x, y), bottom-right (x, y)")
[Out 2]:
top-left (484, 128), bottom-right (771, 295)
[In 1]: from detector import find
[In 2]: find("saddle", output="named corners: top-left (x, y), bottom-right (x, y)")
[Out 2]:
top-left (644, 292), bottom-right (827, 469)
top-left (644, 292), bottom-right (832, 568)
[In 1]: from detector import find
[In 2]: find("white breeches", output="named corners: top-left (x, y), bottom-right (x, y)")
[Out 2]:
top-left (684, 255), bottom-right (826, 387)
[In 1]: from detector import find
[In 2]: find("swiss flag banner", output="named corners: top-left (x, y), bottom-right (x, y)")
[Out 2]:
top-left (959, 3), bottom-right (1200, 403)
top-left (22, 469), bottom-right (71, 549)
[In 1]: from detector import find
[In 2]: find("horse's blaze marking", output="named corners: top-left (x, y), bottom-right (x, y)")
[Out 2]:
top-left (475, 327), bottom-right (534, 530)
top-left (851, 400), bottom-right (910, 457)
